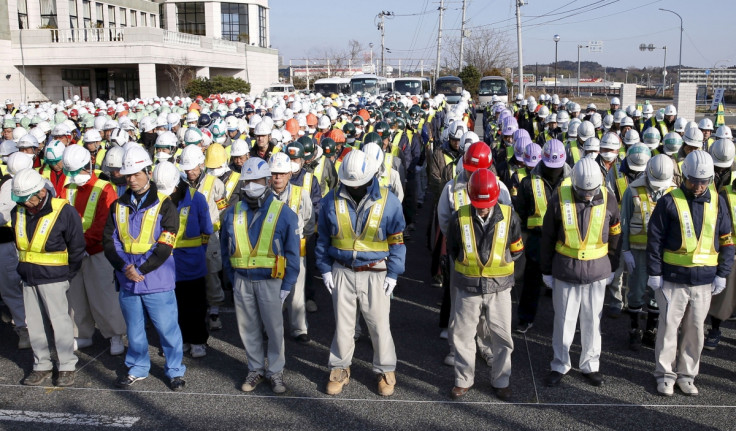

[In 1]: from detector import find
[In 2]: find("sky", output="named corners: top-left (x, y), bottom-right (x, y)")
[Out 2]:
top-left (270, 0), bottom-right (732, 72)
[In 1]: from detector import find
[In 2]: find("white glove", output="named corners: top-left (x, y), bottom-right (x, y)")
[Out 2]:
top-left (542, 274), bottom-right (555, 289)
top-left (622, 250), bottom-right (636, 272)
top-left (280, 289), bottom-right (289, 304)
top-left (322, 272), bottom-right (334, 294)
top-left (647, 275), bottom-right (663, 291)
top-left (383, 277), bottom-right (397, 296)
top-left (712, 276), bottom-right (727, 295)
top-left (606, 272), bottom-right (615, 285)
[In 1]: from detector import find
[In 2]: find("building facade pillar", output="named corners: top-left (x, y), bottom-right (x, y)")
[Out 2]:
top-left (139, 63), bottom-right (157, 98)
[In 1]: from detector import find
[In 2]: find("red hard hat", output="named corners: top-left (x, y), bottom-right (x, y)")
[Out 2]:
top-left (462, 141), bottom-right (492, 172)
top-left (69, 109), bottom-right (79, 117)
top-left (467, 169), bottom-right (500, 209)
top-left (107, 107), bottom-right (115, 116)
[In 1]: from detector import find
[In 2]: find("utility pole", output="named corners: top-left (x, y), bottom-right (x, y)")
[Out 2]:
top-left (377, 11), bottom-right (393, 76)
top-left (515, 0), bottom-right (525, 98)
top-left (435, 0), bottom-right (445, 81)
top-left (459, 0), bottom-right (467, 70)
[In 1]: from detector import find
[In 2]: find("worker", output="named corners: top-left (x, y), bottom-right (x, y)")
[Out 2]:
top-left (619, 154), bottom-right (672, 351)
top-left (661, 132), bottom-right (683, 186)
top-left (646, 150), bottom-right (734, 396)
top-left (82, 129), bottom-right (106, 172)
top-left (362, 142), bottom-right (404, 202)
top-left (153, 161), bottom-right (213, 359)
top-left (37, 140), bottom-right (68, 197)
top-left (102, 146), bottom-right (186, 391)
top-left (12, 168), bottom-right (85, 386)
top-left (62, 145), bottom-right (127, 355)
top-left (99, 146), bottom-right (128, 197)
top-left (316, 149), bottom-right (406, 397)
top-left (220, 157), bottom-right (300, 394)
top-left (541, 157), bottom-right (622, 388)
top-left (446, 168), bottom-right (523, 401)
top-left (250, 121), bottom-right (276, 161)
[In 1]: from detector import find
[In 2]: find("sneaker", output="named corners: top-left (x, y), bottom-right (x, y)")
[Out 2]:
top-left (515, 322), bottom-right (533, 334)
top-left (703, 329), bottom-right (721, 351)
top-left (480, 351), bottom-right (493, 367)
top-left (16, 327), bottom-right (30, 350)
top-left (190, 344), bottom-right (206, 358)
top-left (657, 381), bottom-right (674, 396)
top-left (270, 374), bottom-right (287, 394)
top-left (443, 351), bottom-right (455, 366)
top-left (629, 329), bottom-right (643, 352)
top-left (56, 371), bottom-right (75, 387)
top-left (326, 368), bottom-right (350, 395)
top-left (208, 314), bottom-right (222, 331)
top-left (23, 370), bottom-right (52, 386)
top-left (377, 372), bottom-right (396, 396)
top-left (305, 299), bottom-right (318, 313)
top-left (170, 377), bottom-right (186, 391)
top-left (431, 274), bottom-right (443, 288)
top-left (74, 337), bottom-right (93, 350)
top-left (439, 329), bottom-right (448, 340)
top-left (116, 374), bottom-right (146, 388)
top-left (642, 330), bottom-right (657, 349)
top-left (676, 380), bottom-right (699, 396)
top-left (241, 372), bottom-right (264, 392)
top-left (110, 335), bottom-right (125, 356)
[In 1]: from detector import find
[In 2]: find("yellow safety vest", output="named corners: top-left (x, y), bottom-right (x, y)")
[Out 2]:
top-left (511, 167), bottom-right (528, 197)
top-left (506, 146), bottom-right (515, 161)
top-left (0, 165), bottom-right (6, 176)
top-left (16, 198), bottom-right (69, 265)
top-left (93, 149), bottom-right (107, 170)
top-left (331, 188), bottom-right (389, 252)
top-left (379, 154), bottom-right (394, 188)
top-left (174, 202), bottom-right (204, 248)
top-left (224, 171), bottom-right (241, 202)
top-left (286, 185), bottom-right (307, 257)
top-left (116, 192), bottom-right (168, 254)
top-left (392, 130), bottom-right (403, 150)
top-left (313, 156), bottom-right (328, 197)
top-left (612, 161), bottom-right (628, 203)
top-left (302, 172), bottom-right (313, 197)
top-left (724, 185), bottom-right (736, 234)
top-left (452, 177), bottom-right (468, 210)
top-left (454, 204), bottom-right (514, 278)
top-left (229, 199), bottom-right (286, 279)
top-left (67, 178), bottom-right (109, 232)
top-left (629, 185), bottom-right (674, 247)
top-left (528, 177), bottom-right (571, 228)
top-left (554, 185), bottom-right (609, 260)
top-left (662, 188), bottom-right (718, 267)
top-left (568, 143), bottom-right (581, 164)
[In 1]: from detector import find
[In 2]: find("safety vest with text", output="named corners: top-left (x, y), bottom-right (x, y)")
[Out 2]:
top-left (229, 199), bottom-right (286, 278)
top-left (455, 203), bottom-right (514, 278)
top-left (554, 184), bottom-right (609, 260)
top-left (67, 178), bottom-right (109, 232)
top-left (662, 188), bottom-right (718, 267)
top-left (16, 198), bottom-right (69, 265)
top-left (115, 192), bottom-right (169, 254)
top-left (331, 188), bottom-right (390, 252)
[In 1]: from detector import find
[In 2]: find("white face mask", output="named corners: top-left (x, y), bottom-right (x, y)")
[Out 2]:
top-left (356, 127), bottom-right (363, 135)
top-left (155, 151), bottom-right (172, 161)
top-left (274, 120), bottom-right (284, 128)
top-left (72, 173), bottom-right (91, 186)
top-left (298, 130), bottom-right (305, 137)
top-left (600, 152), bottom-right (617, 162)
top-left (156, 130), bottom-right (165, 136)
top-left (211, 166), bottom-right (228, 177)
top-left (243, 182), bottom-right (267, 198)
top-left (585, 152), bottom-right (599, 160)
top-left (308, 127), bottom-right (316, 134)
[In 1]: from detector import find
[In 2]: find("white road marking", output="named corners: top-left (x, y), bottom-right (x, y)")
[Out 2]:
top-left (0, 409), bottom-right (140, 428)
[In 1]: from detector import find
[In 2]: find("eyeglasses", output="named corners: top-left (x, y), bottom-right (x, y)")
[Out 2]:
top-left (688, 177), bottom-right (711, 187)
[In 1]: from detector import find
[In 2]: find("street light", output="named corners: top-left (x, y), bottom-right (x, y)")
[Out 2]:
top-left (640, 43), bottom-right (667, 94)
top-left (369, 43), bottom-right (374, 73)
top-left (553, 34), bottom-right (560, 94)
top-left (659, 8), bottom-right (683, 86)
top-left (577, 44), bottom-right (588, 97)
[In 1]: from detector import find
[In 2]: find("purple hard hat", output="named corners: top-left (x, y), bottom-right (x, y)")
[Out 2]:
top-left (542, 139), bottom-right (566, 168)
top-left (523, 143), bottom-right (543, 168)
top-left (514, 136), bottom-right (532, 161)
top-left (502, 116), bottom-right (519, 136)
top-left (512, 128), bottom-right (531, 141)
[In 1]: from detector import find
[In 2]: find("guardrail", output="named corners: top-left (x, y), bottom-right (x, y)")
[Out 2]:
top-left (47, 27), bottom-right (126, 43)
top-left (212, 38), bottom-right (237, 53)
top-left (163, 30), bottom-right (200, 47)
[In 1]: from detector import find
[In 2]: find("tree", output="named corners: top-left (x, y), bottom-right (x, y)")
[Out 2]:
top-left (458, 65), bottom-right (481, 96)
top-left (444, 28), bottom-right (514, 76)
top-left (165, 58), bottom-right (195, 98)
top-left (185, 76), bottom-right (251, 96)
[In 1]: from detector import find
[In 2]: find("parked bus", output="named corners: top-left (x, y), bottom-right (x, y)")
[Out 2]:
top-left (435, 76), bottom-right (464, 104)
top-left (478, 76), bottom-right (509, 107)
top-left (313, 78), bottom-right (350, 96)
top-left (393, 77), bottom-right (432, 96)
top-left (262, 83), bottom-right (295, 99)
top-left (349, 74), bottom-right (389, 96)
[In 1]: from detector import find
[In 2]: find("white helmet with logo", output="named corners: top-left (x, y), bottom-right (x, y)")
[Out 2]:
top-left (152, 161), bottom-right (181, 196)
top-left (338, 149), bottom-right (378, 187)
top-left (681, 150), bottom-right (714, 181)
top-left (241, 157), bottom-right (271, 180)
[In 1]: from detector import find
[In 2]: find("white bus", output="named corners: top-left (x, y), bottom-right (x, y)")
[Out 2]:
top-left (392, 77), bottom-right (432, 96)
top-left (349, 74), bottom-right (389, 96)
top-left (478, 76), bottom-right (509, 106)
top-left (262, 83), bottom-right (295, 99)
top-left (313, 78), bottom-right (350, 96)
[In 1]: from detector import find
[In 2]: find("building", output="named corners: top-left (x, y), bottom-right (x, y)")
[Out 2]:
top-left (680, 68), bottom-right (736, 91)
top-left (0, 0), bottom-right (278, 103)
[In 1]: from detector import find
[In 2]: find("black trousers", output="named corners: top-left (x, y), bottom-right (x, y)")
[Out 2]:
top-left (516, 258), bottom-right (543, 325)
top-left (304, 234), bottom-right (317, 301)
top-left (175, 277), bottom-right (209, 344)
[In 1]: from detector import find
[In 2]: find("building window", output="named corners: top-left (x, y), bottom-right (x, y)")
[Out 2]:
top-left (176, 2), bottom-right (204, 35)
top-left (40, 0), bottom-right (58, 28)
top-left (258, 6), bottom-right (266, 47)
top-left (151, 14), bottom-right (157, 28)
top-left (83, 0), bottom-right (91, 28)
top-left (221, 3), bottom-right (248, 42)
top-left (69, 0), bottom-right (78, 28)
top-left (62, 69), bottom-right (91, 84)
top-left (119, 8), bottom-right (126, 27)
top-left (108, 5), bottom-right (115, 27)
top-left (17, 0), bottom-right (29, 29)
top-left (130, 10), bottom-right (136, 27)
top-left (95, 2), bottom-right (103, 27)
top-left (140, 12), bottom-right (147, 27)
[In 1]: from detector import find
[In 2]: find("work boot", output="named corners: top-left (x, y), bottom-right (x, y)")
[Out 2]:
top-left (629, 329), bottom-right (643, 351)
top-left (642, 329), bottom-right (657, 349)
top-left (23, 370), bottom-right (52, 386)
top-left (326, 368), bottom-right (350, 395)
top-left (377, 371), bottom-right (396, 396)
top-left (56, 371), bottom-right (75, 387)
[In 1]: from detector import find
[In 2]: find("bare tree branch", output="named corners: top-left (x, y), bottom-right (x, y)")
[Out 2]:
top-left (444, 28), bottom-right (514, 75)
top-left (165, 57), bottom-right (195, 97)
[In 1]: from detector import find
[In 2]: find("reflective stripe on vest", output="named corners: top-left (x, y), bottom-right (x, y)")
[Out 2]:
top-left (229, 200), bottom-right (285, 276)
top-left (174, 204), bottom-right (202, 248)
top-left (68, 178), bottom-right (109, 232)
top-left (314, 156), bottom-right (328, 197)
top-left (613, 161), bottom-right (628, 203)
top-left (94, 149), bottom-right (106, 170)
top-left (199, 174), bottom-right (216, 201)
top-left (662, 188), bottom-right (718, 267)
top-left (554, 185), bottom-right (609, 260)
top-left (392, 131), bottom-right (403, 150)
top-left (16, 198), bottom-right (69, 265)
top-left (452, 177), bottom-right (468, 210)
top-left (224, 171), bottom-right (241, 201)
top-left (726, 185), bottom-right (736, 234)
top-left (455, 204), bottom-right (514, 278)
top-left (528, 177), bottom-right (571, 228)
top-left (569, 145), bottom-right (581, 164)
top-left (379, 154), bottom-right (393, 188)
top-left (629, 185), bottom-right (674, 246)
top-left (506, 146), bottom-right (514, 161)
top-left (288, 184), bottom-right (302, 214)
top-left (302, 172), bottom-right (313, 197)
top-left (116, 193), bottom-right (168, 254)
top-left (331, 188), bottom-right (389, 252)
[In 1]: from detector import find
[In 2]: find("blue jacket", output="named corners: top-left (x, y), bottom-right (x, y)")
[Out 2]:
top-left (291, 168), bottom-right (322, 215)
top-left (398, 131), bottom-right (422, 180)
top-left (220, 193), bottom-right (301, 291)
top-left (647, 186), bottom-right (735, 285)
top-left (316, 178), bottom-right (406, 280)
top-left (173, 188), bottom-right (213, 281)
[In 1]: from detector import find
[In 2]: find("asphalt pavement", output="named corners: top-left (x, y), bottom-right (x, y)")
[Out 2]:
top-left (0, 122), bottom-right (735, 429)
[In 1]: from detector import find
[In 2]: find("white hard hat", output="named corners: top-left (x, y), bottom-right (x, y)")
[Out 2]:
top-left (546, 113), bottom-right (558, 124)
top-left (460, 131), bottom-right (480, 152)
top-left (120, 145), bottom-right (153, 175)
top-left (578, 121), bottom-right (595, 141)
top-left (103, 146), bottom-right (125, 170)
top-left (11, 168), bottom-right (46, 202)
top-left (7, 152), bottom-right (34, 176)
top-left (166, 113), bottom-right (180, 126)
top-left (682, 126), bottom-right (704, 147)
top-left (448, 121), bottom-right (467, 140)
top-left (241, 157), bottom-right (271, 181)
top-left (587, 103), bottom-right (597, 111)
top-left (109, 128), bottom-right (130, 147)
top-left (361, 142), bottom-right (385, 173)
top-left (681, 149), bottom-right (714, 181)
top-left (51, 123), bottom-right (72, 137)
top-left (600, 132), bottom-right (621, 151)
top-left (602, 114), bottom-right (614, 130)
top-left (254, 120), bottom-right (272, 136)
top-left (226, 116), bottom-right (239, 131)
top-left (268, 152), bottom-right (292, 174)
top-left (709, 138), bottom-right (736, 168)
top-left (62, 144), bottom-right (91, 172)
top-left (94, 116), bottom-right (108, 131)
top-left (715, 125), bottom-right (733, 140)
top-left (139, 116), bottom-right (156, 133)
top-left (0, 140), bottom-right (17, 157)
top-left (621, 116), bottom-right (634, 128)
top-left (590, 112), bottom-right (602, 129)
top-left (623, 129), bottom-right (640, 146)
top-left (646, 154), bottom-right (674, 189)
top-left (698, 118), bottom-right (714, 131)
top-left (83, 129), bottom-right (102, 143)
top-left (155, 131), bottom-right (178, 148)
top-left (184, 127), bottom-right (203, 145)
top-left (613, 110), bottom-right (626, 124)
top-left (664, 104), bottom-right (677, 116)
top-left (230, 139), bottom-right (249, 157)
top-left (610, 97), bottom-right (620, 106)
top-left (29, 127), bottom-right (46, 143)
top-left (248, 114), bottom-right (262, 129)
top-left (571, 157), bottom-right (602, 192)
top-left (103, 119), bottom-right (119, 131)
top-left (152, 161), bottom-right (181, 196)
top-left (44, 140), bottom-right (66, 162)
top-left (642, 127), bottom-right (662, 150)
top-left (673, 117), bottom-right (688, 133)
top-left (625, 143), bottom-right (651, 172)
top-left (185, 112), bottom-right (199, 123)
top-left (583, 137), bottom-right (600, 153)
top-left (12, 127), bottom-right (27, 142)
top-left (642, 104), bottom-right (654, 115)
top-left (537, 106), bottom-right (550, 119)
top-left (662, 132), bottom-right (683, 156)
top-left (37, 121), bottom-right (52, 134)
top-left (317, 115), bottom-right (331, 130)
top-left (178, 145), bottom-right (205, 171)
top-left (338, 149), bottom-right (378, 187)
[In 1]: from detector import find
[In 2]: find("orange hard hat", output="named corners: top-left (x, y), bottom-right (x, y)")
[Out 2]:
top-left (328, 128), bottom-right (346, 144)
top-left (306, 113), bottom-right (318, 127)
top-left (285, 118), bottom-right (299, 138)
top-left (357, 109), bottom-right (370, 121)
